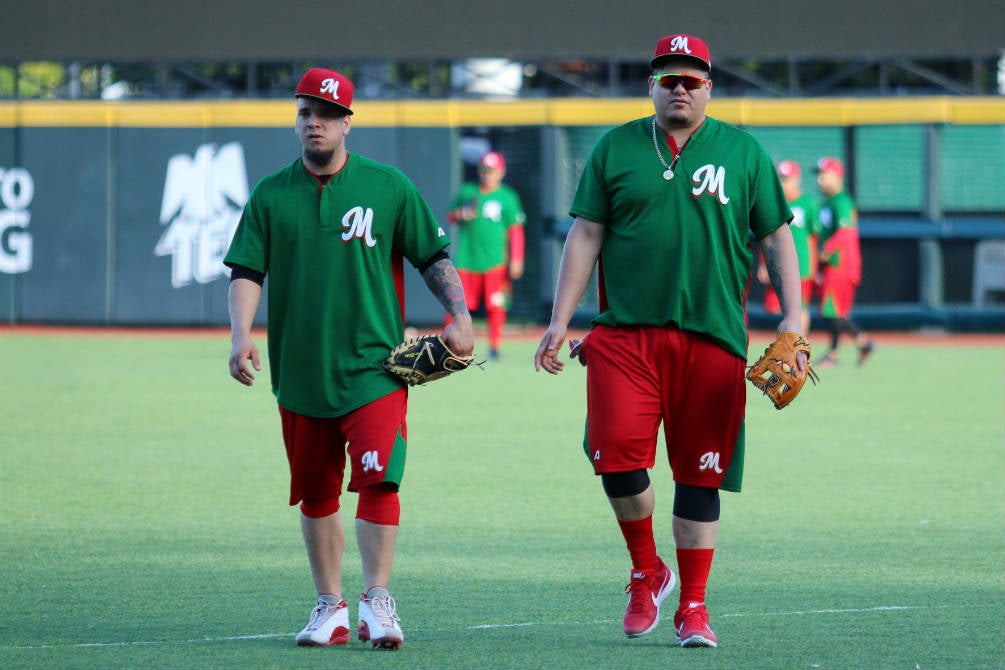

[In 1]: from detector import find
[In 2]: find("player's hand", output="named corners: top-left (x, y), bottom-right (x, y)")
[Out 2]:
top-left (441, 313), bottom-right (475, 358)
top-left (776, 319), bottom-right (808, 373)
top-left (509, 258), bottom-right (524, 280)
top-left (229, 335), bottom-right (261, 386)
top-left (534, 324), bottom-right (567, 374)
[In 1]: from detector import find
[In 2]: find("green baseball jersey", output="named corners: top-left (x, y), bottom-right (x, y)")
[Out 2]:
top-left (224, 154), bottom-right (449, 417)
top-left (449, 183), bottom-right (525, 272)
top-left (788, 193), bottom-right (821, 278)
top-left (571, 116), bottom-right (792, 359)
top-left (818, 191), bottom-right (857, 242)
top-left (818, 190), bottom-right (861, 277)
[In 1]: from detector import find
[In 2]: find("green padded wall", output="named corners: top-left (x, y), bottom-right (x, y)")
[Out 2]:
top-left (940, 125), bottom-right (1005, 212)
top-left (744, 126), bottom-right (845, 184)
top-left (854, 125), bottom-right (925, 211)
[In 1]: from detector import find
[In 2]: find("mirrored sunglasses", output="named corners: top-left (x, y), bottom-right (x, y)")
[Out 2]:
top-left (652, 72), bottom-right (709, 91)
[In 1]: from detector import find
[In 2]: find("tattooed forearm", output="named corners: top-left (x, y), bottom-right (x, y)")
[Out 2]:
top-left (762, 242), bottom-right (783, 291)
top-left (421, 258), bottom-right (468, 317)
top-left (760, 226), bottom-right (803, 323)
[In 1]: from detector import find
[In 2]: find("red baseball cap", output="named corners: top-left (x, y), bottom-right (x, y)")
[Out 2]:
top-left (295, 68), bottom-right (354, 115)
top-left (480, 151), bottom-right (506, 170)
top-left (650, 34), bottom-right (712, 72)
top-left (777, 160), bottom-right (801, 179)
top-left (815, 156), bottom-right (845, 177)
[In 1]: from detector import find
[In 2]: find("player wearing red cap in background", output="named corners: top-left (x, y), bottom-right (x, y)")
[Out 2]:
top-left (225, 67), bottom-right (474, 650)
top-left (535, 33), bottom-right (807, 648)
top-left (815, 156), bottom-right (875, 365)
top-left (446, 150), bottom-right (526, 359)
top-left (757, 160), bottom-right (821, 334)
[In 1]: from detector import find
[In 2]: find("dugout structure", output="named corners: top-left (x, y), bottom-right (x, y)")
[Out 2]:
top-left (0, 0), bottom-right (1002, 99)
top-left (0, 1), bottom-right (1002, 328)
top-left (0, 96), bottom-right (1001, 329)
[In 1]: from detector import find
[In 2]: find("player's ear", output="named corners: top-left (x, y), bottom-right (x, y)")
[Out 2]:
top-left (343, 115), bottom-right (352, 135)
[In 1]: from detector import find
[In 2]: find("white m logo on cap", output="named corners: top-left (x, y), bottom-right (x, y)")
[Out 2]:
top-left (320, 77), bottom-right (341, 99)
top-left (670, 36), bottom-right (692, 54)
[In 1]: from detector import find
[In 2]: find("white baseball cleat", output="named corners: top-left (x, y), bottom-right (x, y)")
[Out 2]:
top-left (295, 597), bottom-right (350, 646)
top-left (358, 587), bottom-right (404, 649)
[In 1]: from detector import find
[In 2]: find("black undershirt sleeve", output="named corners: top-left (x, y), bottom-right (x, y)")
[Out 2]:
top-left (226, 263), bottom-right (266, 286)
top-left (416, 249), bottom-right (450, 274)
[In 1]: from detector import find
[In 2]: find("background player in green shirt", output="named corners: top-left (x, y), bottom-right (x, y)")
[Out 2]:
top-left (447, 150), bottom-right (526, 360)
top-left (225, 68), bottom-right (474, 650)
top-left (815, 156), bottom-right (875, 366)
top-left (757, 159), bottom-right (821, 334)
top-left (534, 33), bottom-right (808, 649)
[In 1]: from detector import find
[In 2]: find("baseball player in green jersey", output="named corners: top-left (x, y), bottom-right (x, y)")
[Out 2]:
top-left (225, 68), bottom-right (474, 650)
top-left (815, 156), bottom-right (875, 366)
top-left (757, 160), bottom-right (821, 333)
top-left (534, 33), bottom-right (808, 648)
top-left (447, 151), bottom-right (526, 360)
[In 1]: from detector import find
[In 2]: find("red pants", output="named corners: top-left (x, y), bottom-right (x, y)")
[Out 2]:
top-left (455, 267), bottom-right (508, 350)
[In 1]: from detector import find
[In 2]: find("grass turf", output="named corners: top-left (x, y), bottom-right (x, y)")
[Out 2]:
top-left (0, 332), bottom-right (1002, 669)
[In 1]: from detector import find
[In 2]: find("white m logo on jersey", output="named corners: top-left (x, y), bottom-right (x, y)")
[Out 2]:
top-left (342, 206), bottom-right (377, 247)
top-left (691, 164), bottom-right (731, 205)
top-left (361, 450), bottom-right (384, 473)
top-left (670, 36), bottom-right (692, 54)
top-left (699, 451), bottom-right (724, 473)
top-left (320, 78), bottom-right (341, 99)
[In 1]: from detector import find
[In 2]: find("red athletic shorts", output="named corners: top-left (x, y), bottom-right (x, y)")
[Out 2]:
top-left (582, 325), bottom-right (745, 488)
top-left (458, 267), bottom-right (508, 313)
top-left (819, 274), bottom-right (858, 319)
top-left (279, 389), bottom-right (408, 514)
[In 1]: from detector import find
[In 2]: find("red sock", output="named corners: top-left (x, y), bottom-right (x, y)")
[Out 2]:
top-left (617, 516), bottom-right (660, 573)
top-left (487, 309), bottom-right (505, 350)
top-left (676, 547), bottom-right (714, 608)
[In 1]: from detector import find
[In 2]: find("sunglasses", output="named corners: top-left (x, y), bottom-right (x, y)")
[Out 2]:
top-left (652, 72), bottom-right (709, 91)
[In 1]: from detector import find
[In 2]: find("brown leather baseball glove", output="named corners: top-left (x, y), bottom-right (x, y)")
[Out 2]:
top-left (746, 332), bottom-right (820, 409)
top-left (383, 334), bottom-right (477, 386)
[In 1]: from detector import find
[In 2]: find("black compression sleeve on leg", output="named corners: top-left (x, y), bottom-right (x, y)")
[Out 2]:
top-left (601, 470), bottom-right (651, 498)
top-left (672, 482), bottom-right (720, 522)
top-left (839, 317), bottom-right (861, 338)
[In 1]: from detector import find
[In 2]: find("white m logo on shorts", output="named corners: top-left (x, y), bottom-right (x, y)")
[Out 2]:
top-left (698, 451), bottom-right (724, 474)
top-left (361, 450), bottom-right (384, 473)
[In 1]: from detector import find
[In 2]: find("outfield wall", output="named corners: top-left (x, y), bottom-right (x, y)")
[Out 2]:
top-left (0, 97), bottom-right (1002, 329)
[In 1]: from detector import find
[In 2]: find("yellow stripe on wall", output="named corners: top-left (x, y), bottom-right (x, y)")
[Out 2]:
top-left (3, 96), bottom-right (1003, 128)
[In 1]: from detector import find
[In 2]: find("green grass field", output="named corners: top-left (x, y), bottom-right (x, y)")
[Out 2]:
top-left (1, 331), bottom-right (1002, 670)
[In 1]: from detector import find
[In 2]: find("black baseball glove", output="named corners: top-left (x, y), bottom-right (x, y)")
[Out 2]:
top-left (383, 334), bottom-right (477, 386)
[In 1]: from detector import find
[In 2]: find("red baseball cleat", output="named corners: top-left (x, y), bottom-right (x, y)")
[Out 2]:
top-left (622, 560), bottom-right (676, 637)
top-left (674, 601), bottom-right (718, 648)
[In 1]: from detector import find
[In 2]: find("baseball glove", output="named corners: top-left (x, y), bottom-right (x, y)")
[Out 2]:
top-left (746, 332), bottom-right (820, 410)
top-left (569, 337), bottom-right (587, 366)
top-left (383, 334), bottom-right (477, 386)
